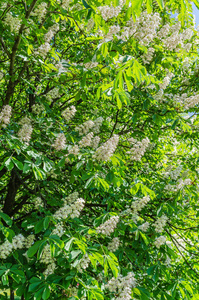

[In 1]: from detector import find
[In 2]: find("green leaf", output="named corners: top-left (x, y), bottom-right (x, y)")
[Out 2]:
top-left (29, 281), bottom-right (42, 292)
top-left (12, 157), bottom-right (23, 170)
top-left (43, 160), bottom-right (52, 172)
top-left (43, 216), bottom-right (51, 230)
top-left (82, 0), bottom-right (91, 8)
top-left (23, 162), bottom-right (31, 174)
top-left (35, 219), bottom-right (44, 234)
top-left (156, 0), bottom-right (164, 9)
top-left (92, 252), bottom-right (104, 266)
top-left (0, 212), bottom-right (12, 226)
top-left (116, 95), bottom-right (122, 109)
top-left (107, 256), bottom-right (118, 278)
top-left (32, 165), bottom-right (45, 180)
top-left (146, 0), bottom-right (152, 13)
top-left (42, 285), bottom-right (51, 300)
top-left (65, 238), bottom-right (74, 251)
top-left (49, 235), bottom-right (64, 248)
top-left (27, 241), bottom-right (43, 257)
top-left (4, 157), bottom-right (14, 171)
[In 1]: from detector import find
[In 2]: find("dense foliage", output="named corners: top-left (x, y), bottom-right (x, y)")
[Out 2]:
top-left (1, 0), bottom-right (199, 299)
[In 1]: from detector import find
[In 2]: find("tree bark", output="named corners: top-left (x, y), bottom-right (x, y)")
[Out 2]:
top-left (3, 169), bottom-right (21, 216)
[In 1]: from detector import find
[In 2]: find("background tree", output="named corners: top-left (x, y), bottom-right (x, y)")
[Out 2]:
top-left (1, 0), bottom-right (199, 299)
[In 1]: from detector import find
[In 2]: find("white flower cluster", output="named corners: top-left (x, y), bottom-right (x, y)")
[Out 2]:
top-left (79, 132), bottom-right (93, 147)
top-left (138, 221), bottom-right (150, 232)
top-left (62, 105), bottom-right (76, 121)
top-left (172, 234), bottom-right (187, 252)
top-left (53, 133), bottom-right (66, 151)
top-left (36, 42), bottom-right (51, 59)
top-left (24, 234), bottom-right (35, 248)
top-left (154, 236), bottom-right (166, 249)
top-left (31, 2), bottom-right (48, 22)
top-left (4, 14), bottom-right (21, 33)
top-left (52, 223), bottom-right (64, 237)
top-left (46, 87), bottom-right (60, 102)
top-left (87, 18), bottom-right (95, 31)
top-left (93, 134), bottom-right (119, 161)
top-left (92, 117), bottom-right (103, 133)
top-left (105, 272), bottom-right (136, 300)
top-left (127, 137), bottom-right (150, 161)
top-left (18, 117), bottom-right (33, 144)
top-left (159, 76), bottom-right (170, 90)
top-left (164, 178), bottom-right (192, 193)
top-left (76, 120), bottom-right (94, 136)
top-left (141, 47), bottom-right (155, 64)
top-left (34, 197), bottom-right (43, 209)
top-left (0, 234), bottom-right (25, 259)
top-left (98, 4), bottom-right (122, 21)
top-left (164, 165), bottom-right (182, 180)
top-left (91, 136), bottom-right (100, 149)
top-left (43, 262), bottom-right (56, 277)
top-left (108, 237), bottom-right (120, 252)
top-left (40, 244), bottom-right (54, 264)
top-left (76, 254), bottom-right (90, 273)
top-left (61, 0), bottom-right (71, 10)
top-left (177, 178), bottom-right (192, 189)
top-left (160, 22), bottom-right (193, 52)
top-left (66, 191), bottom-right (79, 203)
top-left (54, 197), bottom-right (85, 220)
top-left (184, 93), bottom-right (199, 109)
top-left (67, 145), bottom-right (80, 156)
top-left (157, 24), bottom-right (170, 39)
top-left (122, 12), bottom-right (161, 45)
top-left (153, 215), bottom-right (168, 233)
top-left (131, 196), bottom-right (150, 215)
top-left (96, 216), bottom-right (119, 236)
top-left (44, 24), bottom-right (59, 43)
top-left (106, 25), bottom-right (121, 41)
top-left (84, 62), bottom-right (98, 69)
top-left (32, 103), bottom-right (45, 114)
top-left (0, 105), bottom-right (12, 127)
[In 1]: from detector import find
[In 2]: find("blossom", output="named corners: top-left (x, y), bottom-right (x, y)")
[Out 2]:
top-left (154, 236), bottom-right (166, 248)
top-left (93, 134), bottom-right (119, 161)
top-left (76, 254), bottom-right (90, 272)
top-left (96, 216), bottom-right (119, 236)
top-left (34, 197), bottom-right (44, 209)
top-left (76, 120), bottom-right (94, 135)
top-left (52, 223), bottom-right (64, 237)
top-left (105, 272), bottom-right (136, 300)
top-left (46, 87), bottom-right (60, 102)
top-left (18, 123), bottom-right (33, 144)
top-left (36, 42), bottom-right (51, 58)
top-left (24, 235), bottom-right (35, 248)
top-left (0, 234), bottom-right (25, 259)
top-left (153, 215), bottom-right (168, 233)
top-left (31, 2), bottom-right (48, 22)
top-left (138, 221), bottom-right (150, 232)
top-left (52, 133), bottom-right (66, 150)
top-left (91, 136), bottom-right (100, 149)
top-left (40, 244), bottom-right (54, 264)
top-left (0, 105), bottom-right (12, 127)
top-left (98, 5), bottom-right (122, 21)
top-left (108, 237), bottom-right (120, 252)
top-left (92, 117), bottom-right (103, 133)
top-left (79, 132), bottom-right (93, 147)
top-left (62, 105), bottom-right (76, 121)
top-left (54, 197), bottom-right (85, 220)
top-left (43, 262), bottom-right (56, 277)
top-left (127, 137), bottom-right (150, 161)
top-left (4, 14), bottom-right (21, 33)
